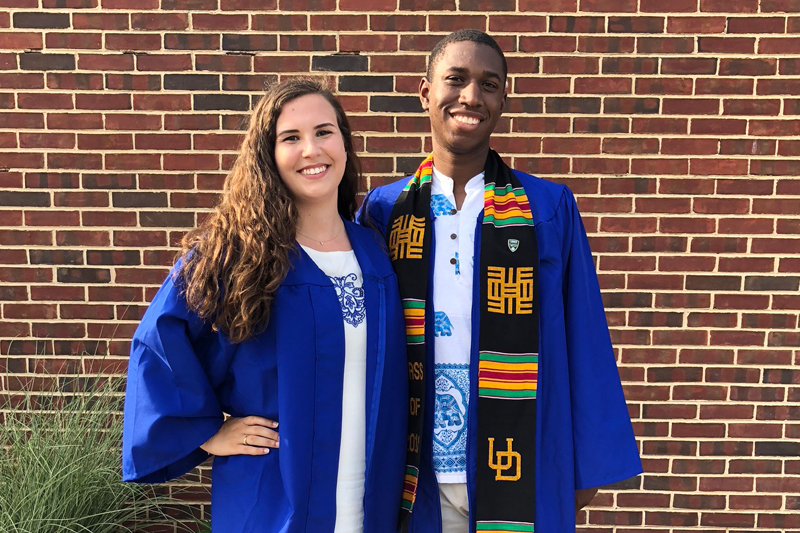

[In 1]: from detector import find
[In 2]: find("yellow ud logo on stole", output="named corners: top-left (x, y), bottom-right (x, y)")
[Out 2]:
top-left (486, 266), bottom-right (534, 314)
top-left (488, 437), bottom-right (521, 481)
top-left (389, 214), bottom-right (425, 261)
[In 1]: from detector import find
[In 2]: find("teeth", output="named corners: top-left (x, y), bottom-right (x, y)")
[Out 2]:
top-left (453, 115), bottom-right (480, 125)
top-left (300, 166), bottom-right (327, 175)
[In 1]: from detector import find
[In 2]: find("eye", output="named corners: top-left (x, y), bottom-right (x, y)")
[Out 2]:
top-left (445, 76), bottom-right (463, 84)
top-left (316, 129), bottom-right (333, 137)
top-left (280, 134), bottom-right (299, 142)
top-left (483, 81), bottom-right (499, 91)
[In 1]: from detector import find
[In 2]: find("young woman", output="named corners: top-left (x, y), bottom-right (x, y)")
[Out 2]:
top-left (122, 79), bottom-right (407, 533)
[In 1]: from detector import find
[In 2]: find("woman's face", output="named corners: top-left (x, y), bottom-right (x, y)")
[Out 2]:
top-left (273, 93), bottom-right (347, 210)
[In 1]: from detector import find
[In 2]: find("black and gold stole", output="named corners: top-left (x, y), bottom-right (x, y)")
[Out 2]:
top-left (389, 150), bottom-right (539, 531)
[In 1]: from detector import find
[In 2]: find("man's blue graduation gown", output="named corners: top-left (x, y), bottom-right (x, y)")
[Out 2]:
top-left (358, 170), bottom-right (643, 533)
top-left (122, 221), bottom-right (408, 533)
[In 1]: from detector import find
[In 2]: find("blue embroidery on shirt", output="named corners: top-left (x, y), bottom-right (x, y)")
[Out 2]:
top-left (454, 252), bottom-right (461, 276)
top-left (331, 273), bottom-right (365, 327)
top-left (431, 194), bottom-right (456, 217)
top-left (433, 364), bottom-right (469, 474)
top-left (434, 311), bottom-right (453, 337)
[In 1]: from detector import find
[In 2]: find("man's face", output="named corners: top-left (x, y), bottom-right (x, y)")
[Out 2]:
top-left (420, 41), bottom-right (507, 157)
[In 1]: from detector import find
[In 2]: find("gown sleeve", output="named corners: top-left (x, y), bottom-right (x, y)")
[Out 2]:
top-left (559, 188), bottom-right (643, 490)
top-left (122, 266), bottom-right (234, 483)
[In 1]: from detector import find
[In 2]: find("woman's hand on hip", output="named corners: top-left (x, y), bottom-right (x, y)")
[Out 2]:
top-left (200, 415), bottom-right (279, 456)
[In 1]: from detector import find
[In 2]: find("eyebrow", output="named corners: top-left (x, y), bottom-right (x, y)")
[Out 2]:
top-left (445, 66), bottom-right (503, 82)
top-left (277, 122), bottom-right (336, 136)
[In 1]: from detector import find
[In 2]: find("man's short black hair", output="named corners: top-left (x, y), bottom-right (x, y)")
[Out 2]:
top-left (426, 29), bottom-right (508, 82)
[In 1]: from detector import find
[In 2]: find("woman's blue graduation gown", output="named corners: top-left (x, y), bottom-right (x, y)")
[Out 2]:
top-left (359, 170), bottom-right (643, 533)
top-left (122, 221), bottom-right (408, 533)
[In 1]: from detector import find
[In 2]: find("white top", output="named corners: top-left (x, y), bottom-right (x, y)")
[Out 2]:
top-left (301, 246), bottom-right (367, 533)
top-left (430, 166), bottom-right (485, 484)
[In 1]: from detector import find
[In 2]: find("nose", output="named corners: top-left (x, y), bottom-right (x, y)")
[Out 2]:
top-left (459, 81), bottom-right (481, 107)
top-left (301, 137), bottom-right (321, 158)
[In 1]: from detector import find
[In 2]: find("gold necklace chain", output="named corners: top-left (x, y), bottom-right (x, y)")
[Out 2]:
top-left (296, 222), bottom-right (342, 245)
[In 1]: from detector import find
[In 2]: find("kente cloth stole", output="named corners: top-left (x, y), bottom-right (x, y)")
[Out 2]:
top-left (388, 150), bottom-right (539, 531)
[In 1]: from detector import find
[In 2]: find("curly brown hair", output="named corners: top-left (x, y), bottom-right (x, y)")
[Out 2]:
top-left (176, 78), bottom-right (361, 343)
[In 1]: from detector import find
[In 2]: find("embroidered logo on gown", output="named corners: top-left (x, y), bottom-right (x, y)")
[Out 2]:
top-left (331, 273), bottom-right (365, 327)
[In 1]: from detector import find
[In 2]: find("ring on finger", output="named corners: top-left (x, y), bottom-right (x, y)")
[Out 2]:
top-left (243, 435), bottom-right (249, 446)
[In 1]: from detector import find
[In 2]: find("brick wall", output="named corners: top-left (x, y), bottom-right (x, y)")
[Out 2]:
top-left (1, 0), bottom-right (799, 530)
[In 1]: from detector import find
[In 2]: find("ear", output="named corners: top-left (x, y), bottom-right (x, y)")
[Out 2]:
top-left (419, 77), bottom-right (431, 112)
top-left (499, 80), bottom-right (508, 114)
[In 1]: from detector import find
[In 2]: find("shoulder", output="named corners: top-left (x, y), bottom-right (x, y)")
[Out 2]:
top-left (368, 176), bottom-right (410, 205)
top-left (512, 169), bottom-right (576, 225)
top-left (361, 176), bottom-right (411, 228)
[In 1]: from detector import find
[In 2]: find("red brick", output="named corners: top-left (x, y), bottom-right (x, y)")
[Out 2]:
top-left (728, 16), bottom-right (786, 33)
top-left (720, 58), bottom-right (776, 76)
top-left (131, 12), bottom-right (188, 30)
top-left (520, 0), bottom-right (576, 9)
top-left (580, 0), bottom-right (636, 11)
top-left (636, 77), bottom-right (693, 95)
top-left (372, 14), bottom-right (428, 32)
top-left (105, 33), bottom-right (161, 51)
top-left (489, 15), bottom-right (547, 33)
top-left (760, 37), bottom-right (800, 54)
top-left (428, 15), bottom-right (487, 32)
top-left (77, 53), bottom-right (134, 70)
top-left (700, 513), bottom-right (756, 528)
top-left (342, 34), bottom-right (396, 53)
top-left (667, 16), bottom-right (727, 33)
top-left (630, 158), bottom-right (688, 175)
top-left (192, 13), bottom-right (248, 30)
top-left (697, 78), bottom-right (753, 95)
top-left (133, 94), bottom-right (191, 111)
top-left (757, 79), bottom-right (800, 95)
top-left (662, 57), bottom-right (718, 74)
top-left (579, 36), bottom-right (635, 53)
top-left (337, 0), bottom-right (391, 9)
top-left (701, 0), bottom-right (758, 11)
top-left (699, 37), bottom-right (756, 54)
top-left (691, 118), bottom-right (747, 135)
top-left (763, 0), bottom-right (800, 10)
top-left (0, 31), bottom-right (43, 49)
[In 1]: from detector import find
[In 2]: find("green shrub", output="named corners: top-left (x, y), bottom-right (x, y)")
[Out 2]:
top-left (0, 368), bottom-right (169, 533)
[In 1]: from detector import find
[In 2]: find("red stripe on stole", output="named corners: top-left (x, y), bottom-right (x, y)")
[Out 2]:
top-left (490, 200), bottom-right (530, 214)
top-left (479, 370), bottom-right (538, 381)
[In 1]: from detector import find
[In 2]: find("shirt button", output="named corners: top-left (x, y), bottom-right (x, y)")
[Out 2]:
top-left (450, 209), bottom-right (457, 215)
top-left (450, 233), bottom-right (457, 240)
top-left (450, 258), bottom-right (457, 265)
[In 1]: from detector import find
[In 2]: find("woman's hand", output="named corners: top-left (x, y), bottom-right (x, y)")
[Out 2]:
top-left (200, 416), bottom-right (279, 456)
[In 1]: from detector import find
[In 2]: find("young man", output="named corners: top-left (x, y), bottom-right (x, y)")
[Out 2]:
top-left (358, 30), bottom-right (642, 533)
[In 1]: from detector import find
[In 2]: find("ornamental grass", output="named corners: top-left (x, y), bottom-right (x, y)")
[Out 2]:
top-left (0, 360), bottom-right (171, 533)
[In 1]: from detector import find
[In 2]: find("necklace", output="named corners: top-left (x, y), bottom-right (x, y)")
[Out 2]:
top-left (296, 222), bottom-right (342, 245)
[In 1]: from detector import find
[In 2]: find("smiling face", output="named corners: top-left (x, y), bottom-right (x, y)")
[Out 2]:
top-left (273, 93), bottom-right (347, 210)
top-left (420, 40), bottom-right (507, 158)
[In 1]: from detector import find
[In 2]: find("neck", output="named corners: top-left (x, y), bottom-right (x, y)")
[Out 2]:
top-left (431, 143), bottom-right (488, 190)
top-left (295, 201), bottom-right (342, 239)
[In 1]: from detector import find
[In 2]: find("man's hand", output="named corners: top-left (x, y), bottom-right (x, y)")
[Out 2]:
top-left (575, 487), bottom-right (598, 513)
top-left (200, 415), bottom-right (279, 456)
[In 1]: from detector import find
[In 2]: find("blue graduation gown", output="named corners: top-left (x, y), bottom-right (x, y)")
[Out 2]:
top-left (358, 170), bottom-right (642, 533)
top-left (122, 221), bottom-right (408, 533)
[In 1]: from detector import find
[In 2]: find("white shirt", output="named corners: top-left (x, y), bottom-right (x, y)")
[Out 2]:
top-left (301, 246), bottom-right (367, 533)
top-left (430, 167), bottom-right (485, 484)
